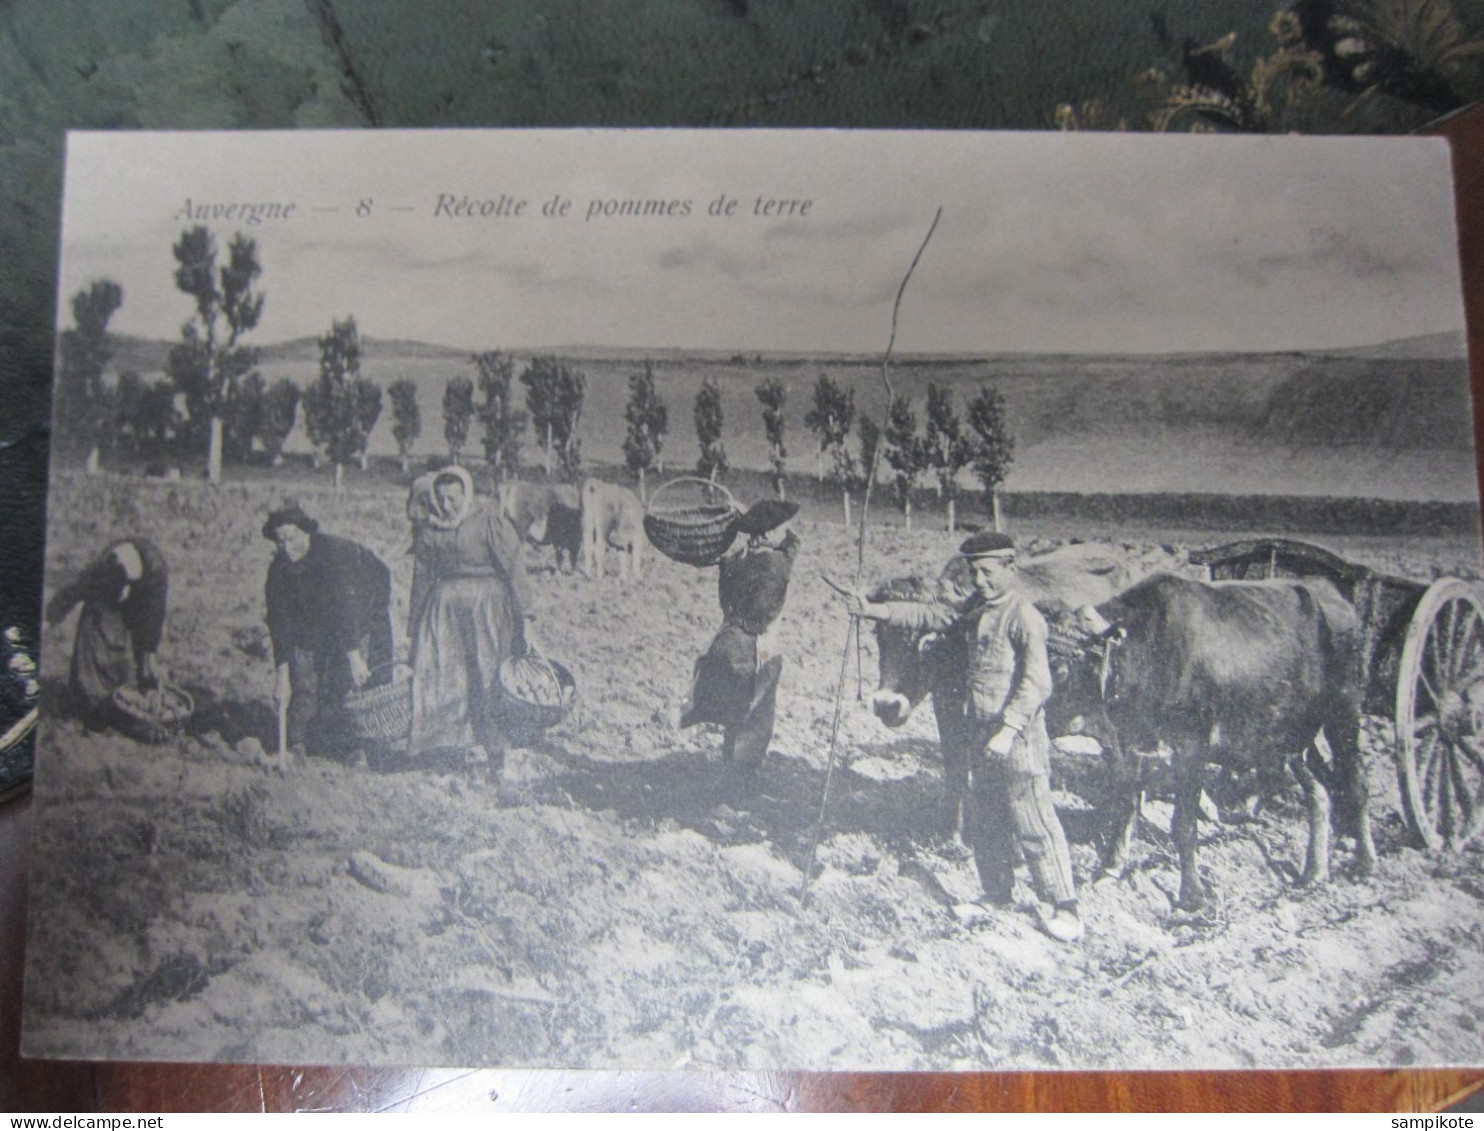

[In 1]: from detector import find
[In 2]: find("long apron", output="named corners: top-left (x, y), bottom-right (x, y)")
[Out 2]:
top-left (411, 572), bottom-right (521, 758)
top-left (69, 603), bottom-right (135, 713)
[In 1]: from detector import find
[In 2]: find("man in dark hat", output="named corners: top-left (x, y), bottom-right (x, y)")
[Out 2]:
top-left (845, 531), bottom-right (1083, 944)
top-left (680, 499), bottom-right (801, 787)
top-left (263, 503), bottom-right (394, 754)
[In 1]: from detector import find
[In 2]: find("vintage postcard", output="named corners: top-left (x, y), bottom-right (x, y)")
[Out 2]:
top-left (24, 129), bottom-right (1483, 1070)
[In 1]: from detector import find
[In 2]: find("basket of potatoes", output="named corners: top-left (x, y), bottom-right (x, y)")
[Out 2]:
top-left (493, 652), bottom-right (577, 734)
top-left (112, 681), bottom-right (193, 744)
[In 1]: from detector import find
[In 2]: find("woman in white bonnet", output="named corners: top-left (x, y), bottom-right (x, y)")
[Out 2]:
top-left (45, 538), bottom-right (168, 725)
top-left (406, 466), bottom-right (536, 773)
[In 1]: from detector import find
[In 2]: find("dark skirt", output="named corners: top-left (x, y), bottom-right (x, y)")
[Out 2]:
top-left (681, 624), bottom-right (756, 729)
top-left (68, 603), bottom-right (136, 715)
top-left (681, 623), bottom-right (784, 768)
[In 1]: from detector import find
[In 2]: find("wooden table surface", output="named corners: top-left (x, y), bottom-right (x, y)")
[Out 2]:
top-left (5, 110), bottom-right (1484, 1113)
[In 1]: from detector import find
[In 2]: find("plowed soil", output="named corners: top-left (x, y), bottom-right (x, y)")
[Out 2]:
top-left (22, 472), bottom-right (1484, 1070)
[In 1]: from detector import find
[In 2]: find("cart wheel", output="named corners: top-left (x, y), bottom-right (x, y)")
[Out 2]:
top-left (1395, 578), bottom-right (1484, 851)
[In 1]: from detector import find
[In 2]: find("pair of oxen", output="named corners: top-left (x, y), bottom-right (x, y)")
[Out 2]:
top-left (866, 544), bottom-right (1376, 912)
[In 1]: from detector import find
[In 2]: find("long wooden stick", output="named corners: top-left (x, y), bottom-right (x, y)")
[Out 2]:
top-left (799, 208), bottom-right (942, 899)
top-left (856, 207), bottom-right (942, 585)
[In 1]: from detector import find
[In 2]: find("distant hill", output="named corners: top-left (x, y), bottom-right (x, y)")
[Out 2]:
top-left (108, 333), bottom-right (470, 371)
top-left (1262, 357), bottom-right (1475, 448)
top-left (105, 328), bottom-right (1470, 372)
top-left (1324, 330), bottom-right (1467, 360)
top-left (109, 334), bottom-right (171, 375)
top-left (255, 336), bottom-right (470, 364)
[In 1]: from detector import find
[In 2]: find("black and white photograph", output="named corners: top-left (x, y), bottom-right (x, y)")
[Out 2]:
top-left (22, 128), bottom-right (1484, 1071)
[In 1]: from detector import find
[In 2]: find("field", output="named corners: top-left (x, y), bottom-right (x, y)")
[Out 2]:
top-left (21, 469), bottom-right (1484, 1070)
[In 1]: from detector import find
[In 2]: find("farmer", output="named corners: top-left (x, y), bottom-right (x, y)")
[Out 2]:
top-left (407, 465), bottom-right (536, 775)
top-left (45, 537), bottom-right (169, 726)
top-left (680, 499), bottom-right (800, 789)
top-left (844, 531), bottom-right (1083, 944)
top-left (263, 503), bottom-right (394, 754)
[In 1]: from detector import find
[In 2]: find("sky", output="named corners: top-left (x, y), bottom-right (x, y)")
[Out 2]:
top-left (55, 129), bottom-right (1468, 356)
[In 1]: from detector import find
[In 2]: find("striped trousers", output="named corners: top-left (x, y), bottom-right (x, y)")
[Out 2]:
top-left (969, 760), bottom-right (1077, 907)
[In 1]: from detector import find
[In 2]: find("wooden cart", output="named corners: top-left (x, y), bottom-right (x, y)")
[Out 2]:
top-left (1189, 538), bottom-right (1484, 852)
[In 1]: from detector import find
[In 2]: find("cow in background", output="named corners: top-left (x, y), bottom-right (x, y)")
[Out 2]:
top-left (1046, 574), bottom-right (1376, 910)
top-left (581, 479), bottom-right (645, 579)
top-left (499, 481), bottom-right (584, 572)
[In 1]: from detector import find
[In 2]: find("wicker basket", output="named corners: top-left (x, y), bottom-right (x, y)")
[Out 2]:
top-left (342, 664), bottom-right (414, 743)
top-left (112, 682), bottom-right (194, 744)
top-left (494, 653), bottom-right (577, 733)
top-left (643, 477), bottom-right (741, 567)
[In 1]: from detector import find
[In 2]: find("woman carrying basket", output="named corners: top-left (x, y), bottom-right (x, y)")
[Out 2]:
top-left (407, 465), bottom-right (536, 774)
top-left (679, 499), bottom-right (799, 791)
top-left (263, 504), bottom-right (394, 755)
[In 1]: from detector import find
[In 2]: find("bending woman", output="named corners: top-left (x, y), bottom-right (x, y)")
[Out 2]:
top-left (263, 503), bottom-right (394, 754)
top-left (679, 499), bottom-right (799, 787)
top-left (408, 466), bottom-right (535, 772)
top-left (45, 538), bottom-right (168, 726)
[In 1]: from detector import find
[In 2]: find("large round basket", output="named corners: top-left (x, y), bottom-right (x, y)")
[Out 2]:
top-left (112, 682), bottom-right (194, 744)
top-left (643, 477), bottom-right (741, 567)
top-left (494, 653), bottom-right (577, 734)
top-left (343, 664), bottom-right (414, 744)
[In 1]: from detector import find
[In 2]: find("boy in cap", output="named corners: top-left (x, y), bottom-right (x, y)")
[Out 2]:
top-left (846, 531), bottom-right (1083, 943)
top-left (680, 499), bottom-right (800, 789)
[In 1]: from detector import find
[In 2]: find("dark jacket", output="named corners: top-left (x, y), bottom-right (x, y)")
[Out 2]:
top-left (265, 533), bottom-right (392, 664)
top-left (717, 529), bottom-right (799, 635)
top-left (679, 530), bottom-right (799, 737)
top-left (47, 538), bottom-right (169, 669)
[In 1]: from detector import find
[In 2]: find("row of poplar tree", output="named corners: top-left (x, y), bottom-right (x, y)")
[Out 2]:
top-left (53, 225), bottom-right (380, 485)
top-left (433, 360), bottom-right (1015, 531)
top-left (52, 225), bottom-right (1015, 524)
top-left (50, 226), bottom-right (605, 491)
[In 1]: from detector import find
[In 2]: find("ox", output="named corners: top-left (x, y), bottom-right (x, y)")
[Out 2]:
top-left (868, 544), bottom-right (1178, 839)
top-left (499, 481), bottom-right (584, 572)
top-left (1046, 574), bottom-right (1377, 910)
top-left (581, 479), bottom-right (645, 579)
top-left (868, 571), bottom-right (975, 839)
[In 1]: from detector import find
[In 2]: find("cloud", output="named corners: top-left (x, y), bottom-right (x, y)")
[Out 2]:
top-left (760, 209), bottom-right (917, 245)
top-left (653, 242), bottom-right (762, 278)
top-left (1253, 225), bottom-right (1424, 279)
top-left (54, 131), bottom-right (1466, 355)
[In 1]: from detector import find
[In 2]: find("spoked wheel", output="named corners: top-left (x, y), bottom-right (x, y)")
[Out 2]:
top-left (1395, 578), bottom-right (1484, 851)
